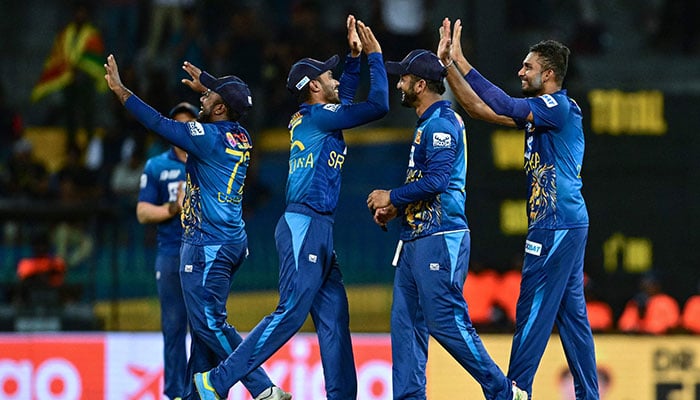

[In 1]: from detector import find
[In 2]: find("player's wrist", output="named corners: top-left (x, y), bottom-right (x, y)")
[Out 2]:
top-left (167, 201), bottom-right (181, 216)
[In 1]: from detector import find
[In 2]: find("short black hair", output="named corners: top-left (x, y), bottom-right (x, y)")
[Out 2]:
top-left (529, 40), bottom-right (570, 85)
top-left (409, 75), bottom-right (446, 95)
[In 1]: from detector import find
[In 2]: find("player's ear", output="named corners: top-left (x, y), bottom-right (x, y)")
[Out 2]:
top-left (214, 102), bottom-right (227, 115)
top-left (309, 79), bottom-right (322, 93)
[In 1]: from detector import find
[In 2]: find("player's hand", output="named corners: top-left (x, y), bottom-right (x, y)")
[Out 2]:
top-left (104, 54), bottom-right (131, 104)
top-left (176, 181), bottom-right (186, 208)
top-left (367, 189), bottom-right (392, 211)
top-left (357, 20), bottom-right (381, 55)
top-left (347, 14), bottom-right (362, 57)
top-left (450, 19), bottom-right (466, 64)
top-left (437, 18), bottom-right (452, 66)
top-left (181, 61), bottom-right (207, 93)
top-left (374, 205), bottom-right (397, 231)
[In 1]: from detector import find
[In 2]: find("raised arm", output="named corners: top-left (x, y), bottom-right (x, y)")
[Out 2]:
top-left (437, 19), bottom-right (520, 127)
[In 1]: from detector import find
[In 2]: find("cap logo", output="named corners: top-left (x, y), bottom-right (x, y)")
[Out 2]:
top-left (296, 76), bottom-right (310, 90)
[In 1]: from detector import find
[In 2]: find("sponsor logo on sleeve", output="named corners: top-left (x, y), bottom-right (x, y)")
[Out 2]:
top-left (308, 254), bottom-right (318, 263)
top-left (433, 132), bottom-right (452, 148)
top-left (187, 121), bottom-right (205, 136)
top-left (540, 94), bottom-right (558, 108)
top-left (429, 263), bottom-right (440, 271)
top-left (525, 240), bottom-right (543, 256)
top-left (322, 104), bottom-right (341, 112)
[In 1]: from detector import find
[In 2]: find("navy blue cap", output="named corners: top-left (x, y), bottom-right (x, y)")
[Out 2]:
top-left (286, 55), bottom-right (340, 93)
top-left (168, 102), bottom-right (199, 118)
top-left (385, 49), bottom-right (447, 81)
top-left (199, 72), bottom-right (253, 115)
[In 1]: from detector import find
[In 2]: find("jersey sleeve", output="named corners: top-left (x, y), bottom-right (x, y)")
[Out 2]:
top-left (464, 68), bottom-right (531, 120)
top-left (390, 119), bottom-right (455, 206)
top-left (313, 52), bottom-right (389, 132)
top-left (527, 94), bottom-right (568, 130)
top-left (137, 158), bottom-right (159, 204)
top-left (125, 95), bottom-right (215, 156)
top-left (338, 54), bottom-right (360, 104)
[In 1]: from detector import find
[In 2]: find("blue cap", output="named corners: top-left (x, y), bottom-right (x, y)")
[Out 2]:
top-left (286, 55), bottom-right (340, 93)
top-left (199, 71), bottom-right (253, 116)
top-left (385, 49), bottom-right (447, 81)
top-left (168, 102), bottom-right (199, 118)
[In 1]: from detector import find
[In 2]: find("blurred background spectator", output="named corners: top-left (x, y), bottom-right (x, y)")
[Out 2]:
top-left (618, 271), bottom-right (680, 335)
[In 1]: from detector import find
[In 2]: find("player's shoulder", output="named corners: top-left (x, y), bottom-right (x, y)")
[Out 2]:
top-left (532, 91), bottom-right (571, 110)
top-left (314, 102), bottom-right (343, 113)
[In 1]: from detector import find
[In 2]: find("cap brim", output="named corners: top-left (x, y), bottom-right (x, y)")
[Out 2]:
top-left (385, 61), bottom-right (408, 76)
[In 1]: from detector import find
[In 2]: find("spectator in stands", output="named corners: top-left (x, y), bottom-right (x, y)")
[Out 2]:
top-left (142, 0), bottom-right (195, 66)
top-left (6, 138), bottom-right (51, 199)
top-left (584, 275), bottom-right (613, 332)
top-left (15, 229), bottom-right (78, 307)
top-left (0, 82), bottom-right (23, 167)
top-left (618, 271), bottom-right (680, 334)
top-left (30, 1), bottom-right (106, 148)
top-left (681, 280), bottom-right (700, 334)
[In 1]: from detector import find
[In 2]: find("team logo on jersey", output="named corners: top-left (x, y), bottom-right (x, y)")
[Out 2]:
top-left (322, 104), bottom-right (341, 112)
top-left (433, 132), bottom-right (451, 148)
top-left (187, 121), bottom-right (205, 136)
top-left (226, 132), bottom-right (251, 149)
top-left (539, 94), bottom-right (558, 108)
top-left (414, 130), bottom-right (422, 144)
top-left (528, 161), bottom-right (557, 224)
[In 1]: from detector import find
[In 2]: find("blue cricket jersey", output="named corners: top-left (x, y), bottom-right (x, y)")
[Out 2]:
top-left (138, 148), bottom-right (186, 257)
top-left (126, 96), bottom-right (252, 245)
top-left (389, 100), bottom-right (468, 241)
top-left (285, 52), bottom-right (389, 215)
top-left (518, 90), bottom-right (588, 229)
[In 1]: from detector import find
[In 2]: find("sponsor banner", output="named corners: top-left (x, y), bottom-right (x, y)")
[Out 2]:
top-left (0, 333), bottom-right (105, 399)
top-left (2, 333), bottom-right (699, 399)
top-left (0, 332), bottom-right (391, 400)
top-left (428, 334), bottom-right (700, 400)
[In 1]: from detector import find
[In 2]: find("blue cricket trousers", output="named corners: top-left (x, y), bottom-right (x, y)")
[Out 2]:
top-left (179, 241), bottom-right (274, 400)
top-left (155, 253), bottom-right (188, 399)
top-left (207, 203), bottom-right (357, 399)
top-left (391, 231), bottom-right (513, 400)
top-left (507, 227), bottom-right (599, 399)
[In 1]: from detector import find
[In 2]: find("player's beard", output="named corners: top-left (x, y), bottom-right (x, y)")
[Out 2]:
top-left (322, 82), bottom-right (340, 104)
top-left (198, 104), bottom-right (217, 123)
top-left (400, 88), bottom-right (418, 108)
